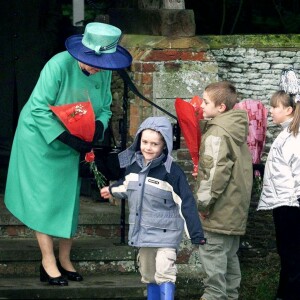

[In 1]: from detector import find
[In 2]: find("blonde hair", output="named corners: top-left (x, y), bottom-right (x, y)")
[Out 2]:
top-left (204, 81), bottom-right (238, 110)
top-left (270, 90), bottom-right (300, 136)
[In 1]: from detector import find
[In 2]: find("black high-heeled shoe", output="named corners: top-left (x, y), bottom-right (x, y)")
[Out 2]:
top-left (40, 264), bottom-right (68, 286)
top-left (57, 260), bottom-right (83, 281)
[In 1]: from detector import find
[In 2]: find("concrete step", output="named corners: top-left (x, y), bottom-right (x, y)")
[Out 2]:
top-left (0, 273), bottom-right (203, 300)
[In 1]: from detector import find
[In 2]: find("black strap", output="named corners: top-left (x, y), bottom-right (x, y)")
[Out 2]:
top-left (117, 69), bottom-right (177, 120)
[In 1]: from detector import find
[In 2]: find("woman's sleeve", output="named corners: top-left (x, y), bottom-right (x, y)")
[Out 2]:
top-left (30, 59), bottom-right (66, 144)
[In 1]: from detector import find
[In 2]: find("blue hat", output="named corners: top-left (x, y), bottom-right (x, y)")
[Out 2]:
top-left (65, 22), bottom-right (132, 70)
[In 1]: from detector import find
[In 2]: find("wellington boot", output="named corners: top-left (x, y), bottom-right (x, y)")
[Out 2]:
top-left (160, 282), bottom-right (175, 300)
top-left (147, 283), bottom-right (160, 299)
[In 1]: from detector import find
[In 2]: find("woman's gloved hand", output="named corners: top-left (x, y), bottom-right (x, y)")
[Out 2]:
top-left (57, 131), bottom-right (93, 153)
top-left (93, 120), bottom-right (104, 143)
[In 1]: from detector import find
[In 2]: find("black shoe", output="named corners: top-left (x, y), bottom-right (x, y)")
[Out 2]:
top-left (40, 264), bottom-right (68, 286)
top-left (57, 260), bottom-right (83, 281)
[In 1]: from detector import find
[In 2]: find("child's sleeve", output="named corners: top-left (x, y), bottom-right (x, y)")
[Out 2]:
top-left (174, 168), bottom-right (206, 245)
top-left (109, 176), bottom-right (129, 200)
top-left (195, 134), bottom-right (234, 211)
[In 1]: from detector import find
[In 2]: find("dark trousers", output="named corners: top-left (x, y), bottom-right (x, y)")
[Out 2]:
top-left (273, 206), bottom-right (300, 300)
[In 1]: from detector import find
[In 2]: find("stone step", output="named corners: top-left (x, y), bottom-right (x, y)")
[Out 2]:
top-left (0, 194), bottom-right (205, 299)
top-left (0, 237), bottom-right (137, 277)
top-left (0, 195), bottom-right (129, 239)
top-left (0, 273), bottom-right (145, 299)
top-left (0, 237), bottom-right (203, 277)
top-left (0, 273), bottom-right (203, 300)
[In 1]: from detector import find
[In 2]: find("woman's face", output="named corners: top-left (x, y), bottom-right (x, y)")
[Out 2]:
top-left (79, 62), bottom-right (101, 75)
top-left (140, 129), bottom-right (165, 164)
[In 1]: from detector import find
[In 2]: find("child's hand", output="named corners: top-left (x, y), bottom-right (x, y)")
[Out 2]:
top-left (199, 211), bottom-right (209, 220)
top-left (100, 186), bottom-right (111, 199)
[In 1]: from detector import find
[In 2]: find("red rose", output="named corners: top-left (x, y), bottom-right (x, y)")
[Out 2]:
top-left (85, 151), bottom-right (95, 163)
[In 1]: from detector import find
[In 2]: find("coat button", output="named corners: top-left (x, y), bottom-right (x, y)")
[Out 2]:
top-left (95, 84), bottom-right (100, 89)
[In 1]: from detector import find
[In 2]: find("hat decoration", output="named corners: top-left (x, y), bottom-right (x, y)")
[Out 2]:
top-left (84, 35), bottom-right (121, 55)
top-left (65, 22), bottom-right (132, 70)
top-left (279, 68), bottom-right (300, 103)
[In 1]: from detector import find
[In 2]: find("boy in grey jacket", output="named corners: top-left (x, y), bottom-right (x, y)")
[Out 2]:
top-left (101, 116), bottom-right (205, 300)
top-left (195, 81), bottom-right (253, 300)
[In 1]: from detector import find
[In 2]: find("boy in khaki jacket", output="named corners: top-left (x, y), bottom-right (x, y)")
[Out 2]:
top-left (195, 81), bottom-right (253, 300)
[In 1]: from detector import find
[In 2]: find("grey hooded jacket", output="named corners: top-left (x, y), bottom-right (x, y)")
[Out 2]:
top-left (110, 117), bottom-right (205, 249)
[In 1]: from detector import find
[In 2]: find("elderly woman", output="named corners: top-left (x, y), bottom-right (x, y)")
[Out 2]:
top-left (4, 22), bottom-right (132, 286)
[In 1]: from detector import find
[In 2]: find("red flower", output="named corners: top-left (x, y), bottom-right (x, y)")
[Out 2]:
top-left (84, 150), bottom-right (106, 189)
top-left (85, 150), bottom-right (95, 163)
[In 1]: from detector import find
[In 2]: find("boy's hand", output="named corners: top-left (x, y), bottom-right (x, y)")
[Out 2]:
top-left (199, 211), bottom-right (209, 220)
top-left (100, 186), bottom-right (111, 199)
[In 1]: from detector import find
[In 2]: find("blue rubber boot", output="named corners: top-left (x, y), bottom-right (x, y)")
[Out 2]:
top-left (147, 283), bottom-right (160, 299)
top-left (160, 282), bottom-right (175, 300)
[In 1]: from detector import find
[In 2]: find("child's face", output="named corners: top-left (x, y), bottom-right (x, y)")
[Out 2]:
top-left (140, 129), bottom-right (165, 164)
top-left (201, 91), bottom-right (224, 118)
top-left (270, 103), bottom-right (293, 125)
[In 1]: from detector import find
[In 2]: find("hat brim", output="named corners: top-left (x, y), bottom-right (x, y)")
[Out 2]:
top-left (65, 35), bottom-right (132, 70)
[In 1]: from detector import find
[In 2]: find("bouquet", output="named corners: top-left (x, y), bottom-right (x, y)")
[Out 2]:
top-left (175, 96), bottom-right (204, 176)
top-left (49, 101), bottom-right (107, 188)
top-left (234, 99), bottom-right (268, 194)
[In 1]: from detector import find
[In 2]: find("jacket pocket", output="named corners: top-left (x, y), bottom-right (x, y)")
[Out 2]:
top-left (144, 188), bottom-right (175, 210)
top-left (141, 215), bottom-right (183, 231)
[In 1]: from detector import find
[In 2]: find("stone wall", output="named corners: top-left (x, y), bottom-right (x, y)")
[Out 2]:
top-left (109, 34), bottom-right (300, 261)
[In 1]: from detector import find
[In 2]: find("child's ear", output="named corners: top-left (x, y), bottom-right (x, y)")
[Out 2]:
top-left (218, 103), bottom-right (227, 112)
top-left (286, 105), bottom-right (294, 116)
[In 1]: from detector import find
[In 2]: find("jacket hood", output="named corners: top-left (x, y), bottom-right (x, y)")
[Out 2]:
top-left (118, 116), bottom-right (174, 172)
top-left (207, 109), bottom-right (249, 146)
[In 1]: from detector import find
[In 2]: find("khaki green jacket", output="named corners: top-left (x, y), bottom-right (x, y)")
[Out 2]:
top-left (195, 109), bottom-right (253, 235)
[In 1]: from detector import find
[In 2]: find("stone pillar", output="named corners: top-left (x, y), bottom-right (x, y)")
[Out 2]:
top-left (120, 35), bottom-right (218, 155)
top-left (108, 8), bottom-right (196, 37)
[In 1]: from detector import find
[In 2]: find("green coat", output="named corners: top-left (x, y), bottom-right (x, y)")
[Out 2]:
top-left (4, 51), bottom-right (112, 238)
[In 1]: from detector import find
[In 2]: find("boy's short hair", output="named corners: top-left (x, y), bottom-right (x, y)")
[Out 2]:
top-left (205, 81), bottom-right (238, 110)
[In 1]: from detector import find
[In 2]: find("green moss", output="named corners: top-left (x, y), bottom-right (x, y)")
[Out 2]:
top-left (122, 34), bottom-right (300, 51)
top-left (200, 34), bottom-right (300, 49)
